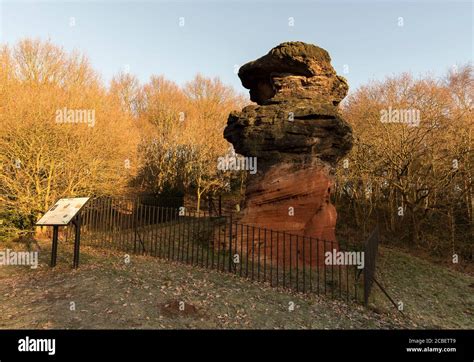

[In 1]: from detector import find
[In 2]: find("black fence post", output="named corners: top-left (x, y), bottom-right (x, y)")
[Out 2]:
top-left (50, 225), bottom-right (59, 267)
top-left (73, 214), bottom-right (81, 269)
top-left (364, 226), bottom-right (380, 305)
top-left (133, 200), bottom-right (137, 254)
top-left (218, 195), bottom-right (222, 216)
top-left (228, 214), bottom-right (233, 272)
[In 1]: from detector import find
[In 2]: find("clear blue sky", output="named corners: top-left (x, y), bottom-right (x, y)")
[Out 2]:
top-left (1, 0), bottom-right (472, 94)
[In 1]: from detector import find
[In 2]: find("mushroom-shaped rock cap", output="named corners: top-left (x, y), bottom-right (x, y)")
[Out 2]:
top-left (238, 42), bottom-right (344, 105)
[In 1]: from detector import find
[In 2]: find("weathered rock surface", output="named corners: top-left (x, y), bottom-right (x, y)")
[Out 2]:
top-left (224, 41), bottom-right (353, 266)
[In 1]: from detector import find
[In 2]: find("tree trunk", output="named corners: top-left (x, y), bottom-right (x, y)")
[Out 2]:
top-left (196, 191), bottom-right (201, 213)
top-left (411, 206), bottom-right (420, 245)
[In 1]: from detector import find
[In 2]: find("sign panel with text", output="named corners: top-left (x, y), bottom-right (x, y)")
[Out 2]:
top-left (36, 197), bottom-right (90, 226)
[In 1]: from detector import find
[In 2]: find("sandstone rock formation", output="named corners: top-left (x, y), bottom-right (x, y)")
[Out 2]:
top-left (223, 42), bottom-right (353, 266)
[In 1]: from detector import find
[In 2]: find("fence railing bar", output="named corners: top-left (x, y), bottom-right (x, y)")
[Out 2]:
top-left (270, 229), bottom-right (273, 287)
top-left (276, 231), bottom-right (279, 287)
top-left (246, 224), bottom-right (249, 278)
top-left (296, 235), bottom-right (299, 293)
top-left (331, 240), bottom-right (335, 298)
top-left (257, 227), bottom-right (261, 282)
top-left (251, 226), bottom-right (255, 281)
top-left (263, 228), bottom-right (267, 283)
top-left (302, 235), bottom-right (306, 293)
top-left (201, 212), bottom-right (206, 268)
top-left (80, 197), bottom-right (369, 306)
top-left (228, 215), bottom-right (233, 273)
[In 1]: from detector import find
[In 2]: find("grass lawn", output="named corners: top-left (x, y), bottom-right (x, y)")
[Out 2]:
top-left (370, 246), bottom-right (474, 329)
top-left (0, 240), bottom-right (472, 329)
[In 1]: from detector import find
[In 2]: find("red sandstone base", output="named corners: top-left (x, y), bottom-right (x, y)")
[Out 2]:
top-left (229, 161), bottom-right (339, 267)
